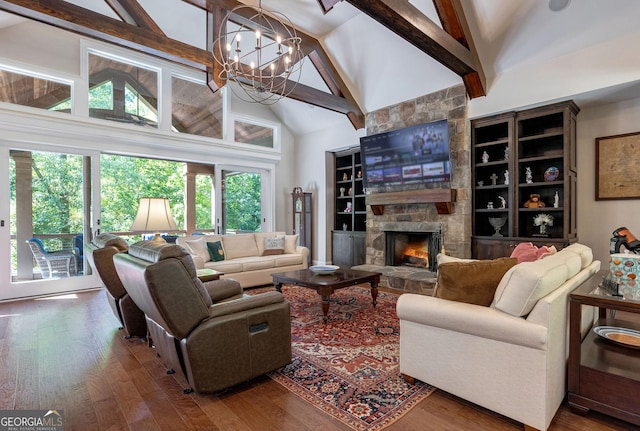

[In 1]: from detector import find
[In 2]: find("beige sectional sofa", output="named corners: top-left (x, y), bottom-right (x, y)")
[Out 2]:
top-left (176, 232), bottom-right (309, 288)
top-left (396, 243), bottom-right (600, 431)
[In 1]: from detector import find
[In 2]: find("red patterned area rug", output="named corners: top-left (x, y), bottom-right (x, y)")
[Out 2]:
top-left (254, 284), bottom-right (434, 431)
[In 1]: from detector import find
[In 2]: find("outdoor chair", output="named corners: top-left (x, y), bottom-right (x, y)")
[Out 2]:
top-left (26, 238), bottom-right (76, 278)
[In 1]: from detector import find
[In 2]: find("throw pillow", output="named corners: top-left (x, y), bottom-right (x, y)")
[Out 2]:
top-left (284, 234), bottom-right (299, 254)
top-left (263, 236), bottom-right (285, 256)
top-left (510, 242), bottom-right (539, 263)
top-left (206, 241), bottom-right (225, 262)
top-left (434, 257), bottom-right (518, 306)
top-left (185, 237), bottom-right (211, 263)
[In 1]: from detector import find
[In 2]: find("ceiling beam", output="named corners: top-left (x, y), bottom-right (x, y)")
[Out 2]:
top-left (0, 0), bottom-right (210, 72)
top-left (206, 4), bottom-right (226, 91)
top-left (316, 0), bottom-right (342, 15)
top-left (104, 0), bottom-right (166, 35)
top-left (307, 48), bottom-right (364, 128)
top-left (433, 0), bottom-right (486, 98)
top-left (344, 0), bottom-right (485, 98)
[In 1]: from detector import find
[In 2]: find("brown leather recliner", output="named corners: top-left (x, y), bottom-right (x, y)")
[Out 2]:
top-left (113, 240), bottom-right (292, 394)
top-left (84, 234), bottom-right (147, 338)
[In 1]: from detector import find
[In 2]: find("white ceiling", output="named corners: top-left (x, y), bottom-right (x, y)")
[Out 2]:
top-left (2, 0), bottom-right (640, 135)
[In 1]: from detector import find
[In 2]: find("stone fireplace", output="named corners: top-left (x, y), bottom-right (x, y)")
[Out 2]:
top-left (351, 84), bottom-right (471, 295)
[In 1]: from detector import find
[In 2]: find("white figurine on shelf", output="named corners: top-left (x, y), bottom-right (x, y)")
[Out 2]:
top-left (482, 151), bottom-right (489, 163)
top-left (504, 146), bottom-right (509, 160)
top-left (498, 195), bottom-right (506, 209)
top-left (554, 191), bottom-right (559, 208)
top-left (339, 187), bottom-right (345, 197)
top-left (487, 201), bottom-right (494, 209)
top-left (504, 170), bottom-right (509, 185)
top-left (345, 202), bottom-right (353, 212)
top-left (525, 167), bottom-right (533, 184)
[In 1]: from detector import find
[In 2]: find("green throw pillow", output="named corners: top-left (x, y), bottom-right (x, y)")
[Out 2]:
top-left (206, 241), bottom-right (225, 262)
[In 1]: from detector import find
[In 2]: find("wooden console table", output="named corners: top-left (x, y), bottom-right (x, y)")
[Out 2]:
top-left (568, 269), bottom-right (640, 426)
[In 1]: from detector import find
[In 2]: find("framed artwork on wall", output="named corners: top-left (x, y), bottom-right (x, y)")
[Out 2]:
top-left (595, 132), bottom-right (640, 200)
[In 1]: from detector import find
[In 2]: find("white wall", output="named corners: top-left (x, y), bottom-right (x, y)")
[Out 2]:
top-left (576, 98), bottom-right (640, 266)
top-left (295, 120), bottom-right (365, 264)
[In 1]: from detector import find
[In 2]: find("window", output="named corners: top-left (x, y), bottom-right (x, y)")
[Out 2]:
top-left (221, 170), bottom-right (262, 233)
top-left (234, 119), bottom-right (275, 148)
top-left (172, 76), bottom-right (223, 139)
top-left (88, 53), bottom-right (158, 127)
top-left (10, 150), bottom-right (85, 279)
top-left (0, 68), bottom-right (71, 113)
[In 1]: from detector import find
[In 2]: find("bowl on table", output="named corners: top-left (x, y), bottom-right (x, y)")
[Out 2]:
top-left (309, 265), bottom-right (340, 275)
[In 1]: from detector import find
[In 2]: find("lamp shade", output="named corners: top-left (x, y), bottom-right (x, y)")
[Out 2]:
top-left (130, 198), bottom-right (178, 236)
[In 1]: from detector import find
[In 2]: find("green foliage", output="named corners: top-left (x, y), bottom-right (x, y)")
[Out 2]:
top-left (31, 152), bottom-right (84, 236)
top-left (100, 155), bottom-right (184, 232)
top-left (195, 175), bottom-right (213, 230)
top-left (89, 80), bottom-right (113, 110)
top-left (10, 151), bottom-right (263, 250)
top-left (224, 172), bottom-right (261, 232)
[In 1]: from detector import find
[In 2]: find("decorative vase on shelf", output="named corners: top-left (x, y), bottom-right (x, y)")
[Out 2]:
top-left (539, 224), bottom-right (547, 236)
top-left (489, 217), bottom-right (507, 237)
top-left (533, 213), bottom-right (554, 237)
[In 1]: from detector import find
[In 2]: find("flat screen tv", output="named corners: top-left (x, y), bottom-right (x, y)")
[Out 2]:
top-left (359, 119), bottom-right (450, 191)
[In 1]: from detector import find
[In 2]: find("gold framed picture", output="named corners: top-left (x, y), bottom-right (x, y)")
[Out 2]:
top-left (596, 132), bottom-right (640, 200)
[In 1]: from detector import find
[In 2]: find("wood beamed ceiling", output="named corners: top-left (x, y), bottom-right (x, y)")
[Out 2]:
top-left (0, 0), bottom-right (486, 131)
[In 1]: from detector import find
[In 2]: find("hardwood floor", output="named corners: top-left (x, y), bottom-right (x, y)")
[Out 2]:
top-left (0, 288), bottom-right (637, 431)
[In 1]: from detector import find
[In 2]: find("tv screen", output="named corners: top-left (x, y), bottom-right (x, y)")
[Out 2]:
top-left (359, 119), bottom-right (450, 190)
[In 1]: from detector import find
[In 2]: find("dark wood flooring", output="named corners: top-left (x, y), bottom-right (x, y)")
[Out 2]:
top-left (0, 288), bottom-right (637, 431)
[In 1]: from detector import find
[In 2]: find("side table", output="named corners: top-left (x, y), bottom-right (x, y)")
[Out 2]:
top-left (568, 269), bottom-right (640, 426)
top-left (197, 268), bottom-right (223, 282)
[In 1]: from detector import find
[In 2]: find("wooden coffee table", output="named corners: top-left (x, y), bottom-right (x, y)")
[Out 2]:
top-left (272, 268), bottom-right (381, 323)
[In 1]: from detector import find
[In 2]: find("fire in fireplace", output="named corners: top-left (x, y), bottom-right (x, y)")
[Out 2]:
top-left (400, 240), bottom-right (430, 268)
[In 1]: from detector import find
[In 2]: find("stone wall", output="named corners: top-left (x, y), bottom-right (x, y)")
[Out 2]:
top-left (364, 84), bottom-right (472, 262)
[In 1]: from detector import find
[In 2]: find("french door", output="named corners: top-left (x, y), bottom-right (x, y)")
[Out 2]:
top-left (215, 166), bottom-right (272, 234)
top-left (0, 144), bottom-right (100, 301)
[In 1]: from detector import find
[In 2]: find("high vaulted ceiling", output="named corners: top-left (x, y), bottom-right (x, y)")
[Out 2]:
top-left (1, 0), bottom-right (640, 136)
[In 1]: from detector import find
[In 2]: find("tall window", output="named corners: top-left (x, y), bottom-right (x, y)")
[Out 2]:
top-left (10, 150), bottom-right (85, 280)
top-left (221, 170), bottom-right (262, 233)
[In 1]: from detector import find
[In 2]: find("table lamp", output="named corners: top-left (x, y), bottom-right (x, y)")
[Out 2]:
top-left (130, 197), bottom-right (178, 242)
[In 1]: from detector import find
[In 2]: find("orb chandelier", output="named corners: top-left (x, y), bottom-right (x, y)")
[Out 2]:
top-left (212, 0), bottom-right (304, 105)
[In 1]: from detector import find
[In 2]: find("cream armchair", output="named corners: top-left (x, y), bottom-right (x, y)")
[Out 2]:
top-left (397, 244), bottom-right (600, 431)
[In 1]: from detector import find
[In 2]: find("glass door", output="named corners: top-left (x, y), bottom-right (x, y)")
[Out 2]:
top-left (215, 167), bottom-right (270, 234)
top-left (1, 146), bottom-right (99, 300)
